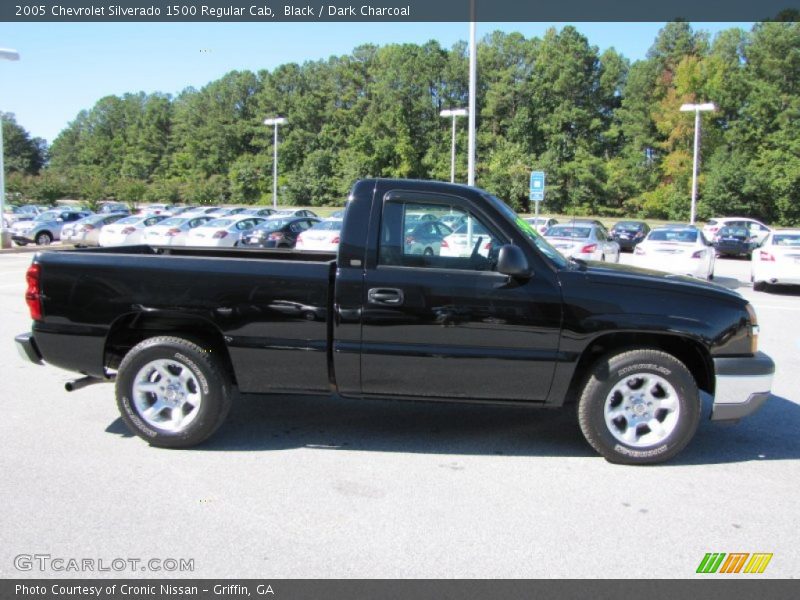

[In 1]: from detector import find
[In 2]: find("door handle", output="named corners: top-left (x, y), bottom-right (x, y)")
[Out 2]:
top-left (368, 288), bottom-right (404, 305)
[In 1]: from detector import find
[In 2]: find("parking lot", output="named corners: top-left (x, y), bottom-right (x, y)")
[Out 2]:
top-left (1, 249), bottom-right (798, 578)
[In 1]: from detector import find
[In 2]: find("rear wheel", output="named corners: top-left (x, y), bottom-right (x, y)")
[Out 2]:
top-left (116, 336), bottom-right (232, 448)
top-left (753, 280), bottom-right (767, 292)
top-left (35, 231), bottom-right (52, 246)
top-left (577, 349), bottom-right (701, 465)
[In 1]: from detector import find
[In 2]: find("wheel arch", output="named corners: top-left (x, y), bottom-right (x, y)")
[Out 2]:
top-left (564, 332), bottom-right (714, 403)
top-left (104, 311), bottom-right (237, 385)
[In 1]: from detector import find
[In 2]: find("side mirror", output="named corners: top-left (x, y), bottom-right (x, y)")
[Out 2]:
top-left (497, 245), bottom-right (532, 279)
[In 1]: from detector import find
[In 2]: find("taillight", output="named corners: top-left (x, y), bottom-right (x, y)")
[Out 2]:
top-left (296, 234), bottom-right (304, 246)
top-left (121, 227), bottom-right (136, 234)
top-left (440, 239), bottom-right (449, 248)
top-left (212, 230), bottom-right (228, 239)
top-left (25, 264), bottom-right (42, 321)
top-left (82, 224), bottom-right (95, 231)
top-left (746, 303), bottom-right (759, 353)
top-left (580, 244), bottom-right (597, 254)
top-left (483, 242), bottom-right (491, 250)
top-left (165, 228), bottom-right (181, 237)
top-left (268, 232), bottom-right (282, 240)
top-left (759, 250), bottom-right (775, 262)
top-left (331, 236), bottom-right (340, 244)
top-left (405, 236), bottom-right (415, 245)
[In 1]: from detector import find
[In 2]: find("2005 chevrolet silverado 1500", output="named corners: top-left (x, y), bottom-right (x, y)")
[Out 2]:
top-left (15, 179), bottom-right (775, 464)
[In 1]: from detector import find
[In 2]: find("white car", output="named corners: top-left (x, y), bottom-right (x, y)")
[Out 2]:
top-left (185, 216), bottom-right (266, 248)
top-left (751, 229), bottom-right (800, 291)
top-left (524, 216), bottom-right (558, 235)
top-left (439, 220), bottom-right (497, 258)
top-left (633, 226), bottom-right (715, 280)
top-left (543, 222), bottom-right (620, 262)
top-left (142, 215), bottom-right (213, 246)
top-left (62, 213), bottom-right (128, 247)
top-left (703, 217), bottom-right (771, 244)
top-left (295, 219), bottom-right (343, 252)
top-left (99, 215), bottom-right (168, 246)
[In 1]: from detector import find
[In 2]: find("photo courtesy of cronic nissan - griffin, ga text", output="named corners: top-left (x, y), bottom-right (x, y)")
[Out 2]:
top-left (15, 180), bottom-right (774, 465)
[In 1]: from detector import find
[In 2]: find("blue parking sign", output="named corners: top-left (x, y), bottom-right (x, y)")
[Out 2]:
top-left (530, 171), bottom-right (545, 202)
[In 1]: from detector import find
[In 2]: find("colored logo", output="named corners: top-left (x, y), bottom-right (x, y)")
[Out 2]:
top-left (696, 552), bottom-right (773, 574)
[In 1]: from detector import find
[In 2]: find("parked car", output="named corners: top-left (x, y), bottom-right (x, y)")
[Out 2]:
top-left (98, 202), bottom-right (129, 214)
top-left (10, 209), bottom-right (92, 246)
top-left (610, 220), bottom-right (650, 251)
top-left (238, 216), bottom-right (320, 249)
top-left (703, 217), bottom-right (771, 245)
top-left (438, 213), bottom-right (467, 230)
top-left (16, 178), bottom-right (773, 465)
top-left (543, 222), bottom-right (620, 262)
top-left (241, 207), bottom-right (277, 218)
top-left (185, 216), bottom-right (267, 248)
top-left (751, 229), bottom-right (800, 291)
top-left (62, 213), bottom-right (128, 247)
top-left (270, 209), bottom-right (319, 219)
top-left (295, 218), bottom-right (344, 252)
top-left (403, 220), bottom-right (453, 256)
top-left (633, 225), bottom-right (715, 280)
top-left (714, 226), bottom-right (758, 258)
top-left (98, 215), bottom-right (168, 246)
top-left (142, 215), bottom-right (214, 246)
top-left (3, 204), bottom-right (41, 227)
top-left (439, 220), bottom-right (499, 258)
top-left (180, 207), bottom-right (220, 217)
top-left (167, 206), bottom-right (199, 217)
top-left (523, 216), bottom-right (558, 235)
top-left (206, 207), bottom-right (249, 219)
top-left (139, 203), bottom-right (174, 216)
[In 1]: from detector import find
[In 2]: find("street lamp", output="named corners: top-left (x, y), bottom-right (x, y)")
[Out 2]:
top-left (264, 117), bottom-right (287, 209)
top-left (0, 48), bottom-right (20, 249)
top-left (439, 108), bottom-right (468, 183)
top-left (679, 102), bottom-right (715, 225)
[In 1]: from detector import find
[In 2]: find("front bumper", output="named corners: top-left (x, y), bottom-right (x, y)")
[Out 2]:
top-left (15, 332), bottom-right (44, 365)
top-left (711, 352), bottom-right (774, 421)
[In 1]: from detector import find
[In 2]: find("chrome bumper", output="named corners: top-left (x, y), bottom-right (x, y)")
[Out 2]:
top-left (15, 332), bottom-right (43, 365)
top-left (711, 352), bottom-right (774, 421)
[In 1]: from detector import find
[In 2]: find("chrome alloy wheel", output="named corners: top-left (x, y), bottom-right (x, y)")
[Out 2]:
top-left (603, 373), bottom-right (680, 448)
top-left (132, 359), bottom-right (203, 433)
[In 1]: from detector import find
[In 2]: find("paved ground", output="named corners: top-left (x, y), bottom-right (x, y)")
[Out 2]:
top-left (0, 251), bottom-right (797, 578)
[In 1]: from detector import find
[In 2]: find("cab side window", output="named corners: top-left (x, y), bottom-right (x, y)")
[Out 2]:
top-left (378, 201), bottom-right (504, 271)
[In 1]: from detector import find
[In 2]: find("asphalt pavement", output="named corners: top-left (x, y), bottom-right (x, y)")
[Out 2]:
top-left (0, 250), bottom-right (798, 578)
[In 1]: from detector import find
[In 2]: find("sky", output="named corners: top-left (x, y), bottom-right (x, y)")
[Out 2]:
top-left (0, 21), bottom-right (752, 144)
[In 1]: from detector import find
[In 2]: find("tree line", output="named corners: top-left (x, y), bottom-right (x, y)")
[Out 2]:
top-left (4, 20), bottom-right (799, 224)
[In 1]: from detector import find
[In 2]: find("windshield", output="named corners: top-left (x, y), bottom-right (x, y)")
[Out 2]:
top-left (546, 225), bottom-right (591, 239)
top-left (649, 229), bottom-right (698, 243)
top-left (313, 220), bottom-right (343, 231)
top-left (35, 211), bottom-right (61, 221)
top-left (160, 217), bottom-right (187, 227)
top-left (615, 221), bottom-right (643, 231)
top-left (256, 219), bottom-right (291, 231)
top-left (205, 218), bottom-right (233, 228)
top-left (117, 216), bottom-right (142, 225)
top-left (482, 194), bottom-right (569, 267)
top-left (773, 233), bottom-right (800, 246)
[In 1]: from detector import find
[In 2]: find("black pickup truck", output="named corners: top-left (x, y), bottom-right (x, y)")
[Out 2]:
top-left (16, 179), bottom-right (774, 464)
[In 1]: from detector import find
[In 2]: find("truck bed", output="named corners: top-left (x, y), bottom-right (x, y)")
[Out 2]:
top-left (33, 245), bottom-right (338, 394)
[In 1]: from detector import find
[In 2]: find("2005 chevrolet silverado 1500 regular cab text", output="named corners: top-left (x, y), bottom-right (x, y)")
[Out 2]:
top-left (15, 179), bottom-right (774, 464)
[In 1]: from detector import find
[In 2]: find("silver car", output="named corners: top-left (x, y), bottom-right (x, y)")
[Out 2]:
top-left (11, 209), bottom-right (93, 246)
top-left (543, 221), bottom-right (620, 262)
top-left (62, 213), bottom-right (128, 247)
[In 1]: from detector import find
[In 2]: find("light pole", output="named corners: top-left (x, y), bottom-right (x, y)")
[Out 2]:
top-left (439, 108), bottom-right (468, 183)
top-left (264, 117), bottom-right (287, 209)
top-left (679, 102), bottom-right (715, 225)
top-left (0, 48), bottom-right (20, 249)
top-left (467, 10), bottom-right (477, 187)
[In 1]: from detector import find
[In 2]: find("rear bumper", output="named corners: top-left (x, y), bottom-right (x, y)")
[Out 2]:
top-left (711, 352), bottom-right (774, 421)
top-left (15, 332), bottom-right (43, 365)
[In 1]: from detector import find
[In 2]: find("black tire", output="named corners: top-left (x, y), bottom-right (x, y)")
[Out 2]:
top-left (14, 240), bottom-right (28, 247)
top-left (577, 349), bottom-right (701, 465)
top-left (423, 247), bottom-right (434, 256)
top-left (35, 231), bottom-right (52, 246)
top-left (115, 336), bottom-right (233, 448)
top-left (753, 280), bottom-right (767, 292)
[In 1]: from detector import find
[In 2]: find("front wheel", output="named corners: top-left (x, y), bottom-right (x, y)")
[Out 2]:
top-left (35, 232), bottom-right (52, 246)
top-left (115, 336), bottom-right (232, 448)
top-left (577, 349), bottom-right (701, 465)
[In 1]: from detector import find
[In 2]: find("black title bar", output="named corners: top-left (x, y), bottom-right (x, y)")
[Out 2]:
top-left (2, 0), bottom-right (799, 22)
